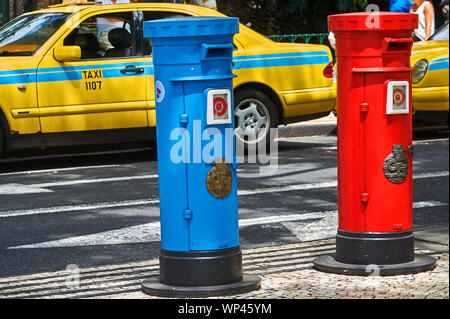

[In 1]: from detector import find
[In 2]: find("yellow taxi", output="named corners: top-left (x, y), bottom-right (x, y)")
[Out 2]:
top-left (411, 22), bottom-right (449, 124)
top-left (0, 2), bottom-right (336, 155)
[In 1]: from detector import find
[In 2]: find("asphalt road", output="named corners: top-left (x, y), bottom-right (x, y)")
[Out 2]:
top-left (0, 132), bottom-right (448, 278)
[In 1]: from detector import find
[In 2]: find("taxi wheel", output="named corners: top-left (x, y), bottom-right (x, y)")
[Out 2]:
top-left (0, 113), bottom-right (9, 157)
top-left (0, 127), bottom-right (4, 156)
top-left (234, 89), bottom-right (279, 151)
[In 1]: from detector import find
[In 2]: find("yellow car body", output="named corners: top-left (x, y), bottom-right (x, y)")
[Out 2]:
top-left (411, 22), bottom-right (449, 122)
top-left (0, 3), bottom-right (335, 154)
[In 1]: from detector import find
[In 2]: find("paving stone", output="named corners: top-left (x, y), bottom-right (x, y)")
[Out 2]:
top-left (0, 239), bottom-right (447, 299)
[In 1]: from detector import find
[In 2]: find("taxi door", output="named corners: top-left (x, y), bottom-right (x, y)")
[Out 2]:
top-left (139, 9), bottom-right (192, 128)
top-left (36, 10), bottom-right (149, 133)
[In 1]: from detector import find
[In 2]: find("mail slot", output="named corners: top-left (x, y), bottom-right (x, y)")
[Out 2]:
top-left (141, 16), bottom-right (260, 297)
top-left (313, 12), bottom-right (436, 276)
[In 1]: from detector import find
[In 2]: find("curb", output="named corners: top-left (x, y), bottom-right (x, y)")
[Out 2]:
top-left (278, 114), bottom-right (337, 138)
top-left (277, 115), bottom-right (450, 138)
top-left (414, 226), bottom-right (449, 252)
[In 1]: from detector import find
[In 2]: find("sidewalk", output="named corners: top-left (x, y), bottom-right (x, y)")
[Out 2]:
top-left (0, 226), bottom-right (447, 299)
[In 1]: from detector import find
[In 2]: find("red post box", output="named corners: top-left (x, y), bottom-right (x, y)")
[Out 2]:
top-left (313, 12), bottom-right (436, 275)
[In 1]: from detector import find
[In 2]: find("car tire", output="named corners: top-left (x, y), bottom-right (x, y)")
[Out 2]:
top-left (0, 124), bottom-right (4, 157)
top-left (0, 113), bottom-right (9, 157)
top-left (234, 89), bottom-right (279, 154)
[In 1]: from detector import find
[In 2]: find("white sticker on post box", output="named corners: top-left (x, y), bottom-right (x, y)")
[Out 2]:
top-left (386, 81), bottom-right (409, 115)
top-left (207, 89), bottom-right (232, 125)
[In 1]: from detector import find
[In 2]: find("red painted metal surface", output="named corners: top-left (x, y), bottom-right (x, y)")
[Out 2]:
top-left (329, 12), bottom-right (418, 232)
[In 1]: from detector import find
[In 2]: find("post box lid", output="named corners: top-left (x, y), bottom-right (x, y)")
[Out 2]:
top-left (144, 17), bottom-right (239, 39)
top-left (328, 12), bottom-right (418, 32)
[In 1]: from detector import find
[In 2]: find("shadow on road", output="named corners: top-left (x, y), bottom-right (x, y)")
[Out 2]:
top-left (0, 142), bottom-right (157, 174)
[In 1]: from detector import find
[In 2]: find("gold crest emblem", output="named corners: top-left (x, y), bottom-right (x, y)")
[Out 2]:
top-left (206, 158), bottom-right (233, 198)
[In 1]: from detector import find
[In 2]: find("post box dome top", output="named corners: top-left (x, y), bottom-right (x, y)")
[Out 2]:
top-left (328, 12), bottom-right (418, 31)
top-left (143, 17), bottom-right (239, 39)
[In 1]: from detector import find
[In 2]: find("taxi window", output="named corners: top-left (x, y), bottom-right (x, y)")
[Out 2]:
top-left (0, 12), bottom-right (69, 56)
top-left (63, 12), bottom-right (135, 60)
top-left (141, 11), bottom-right (190, 56)
top-left (430, 23), bottom-right (449, 41)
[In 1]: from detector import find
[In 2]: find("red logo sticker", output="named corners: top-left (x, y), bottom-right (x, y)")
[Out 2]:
top-left (213, 97), bottom-right (227, 117)
top-left (392, 88), bottom-right (406, 107)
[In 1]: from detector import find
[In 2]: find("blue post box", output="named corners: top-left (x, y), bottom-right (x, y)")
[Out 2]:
top-left (141, 17), bottom-right (260, 297)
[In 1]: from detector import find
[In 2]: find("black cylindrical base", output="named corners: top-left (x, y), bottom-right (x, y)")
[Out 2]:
top-left (313, 230), bottom-right (436, 276)
top-left (160, 246), bottom-right (243, 286)
top-left (336, 230), bottom-right (415, 265)
top-left (141, 274), bottom-right (261, 298)
top-left (313, 254), bottom-right (436, 276)
top-left (141, 246), bottom-right (261, 297)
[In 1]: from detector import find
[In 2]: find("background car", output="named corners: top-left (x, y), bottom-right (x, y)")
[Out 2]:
top-left (0, 2), bottom-right (335, 156)
top-left (411, 22), bottom-right (449, 125)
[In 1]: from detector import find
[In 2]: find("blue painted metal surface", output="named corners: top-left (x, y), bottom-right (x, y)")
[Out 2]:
top-left (144, 17), bottom-right (240, 252)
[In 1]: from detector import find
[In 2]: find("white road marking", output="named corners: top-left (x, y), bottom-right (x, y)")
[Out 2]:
top-left (8, 201), bottom-right (448, 249)
top-left (412, 201), bottom-right (448, 209)
top-left (0, 199), bottom-right (159, 218)
top-left (0, 183), bottom-right (53, 195)
top-left (8, 222), bottom-right (162, 249)
top-left (282, 213), bottom-right (338, 242)
top-left (8, 210), bottom-right (338, 249)
top-left (0, 174), bottom-right (159, 195)
top-left (237, 181), bottom-right (337, 196)
top-left (33, 174), bottom-right (158, 188)
top-left (284, 201), bottom-right (448, 242)
top-left (0, 164), bottom-right (123, 177)
top-left (0, 169), bottom-right (447, 195)
top-left (413, 171), bottom-right (449, 179)
top-left (0, 171), bottom-right (447, 217)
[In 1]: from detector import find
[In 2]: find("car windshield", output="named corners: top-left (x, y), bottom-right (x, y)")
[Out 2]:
top-left (430, 23), bottom-right (449, 41)
top-left (0, 12), bottom-right (70, 56)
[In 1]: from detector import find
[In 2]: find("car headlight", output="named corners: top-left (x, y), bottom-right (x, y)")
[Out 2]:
top-left (412, 59), bottom-right (428, 84)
